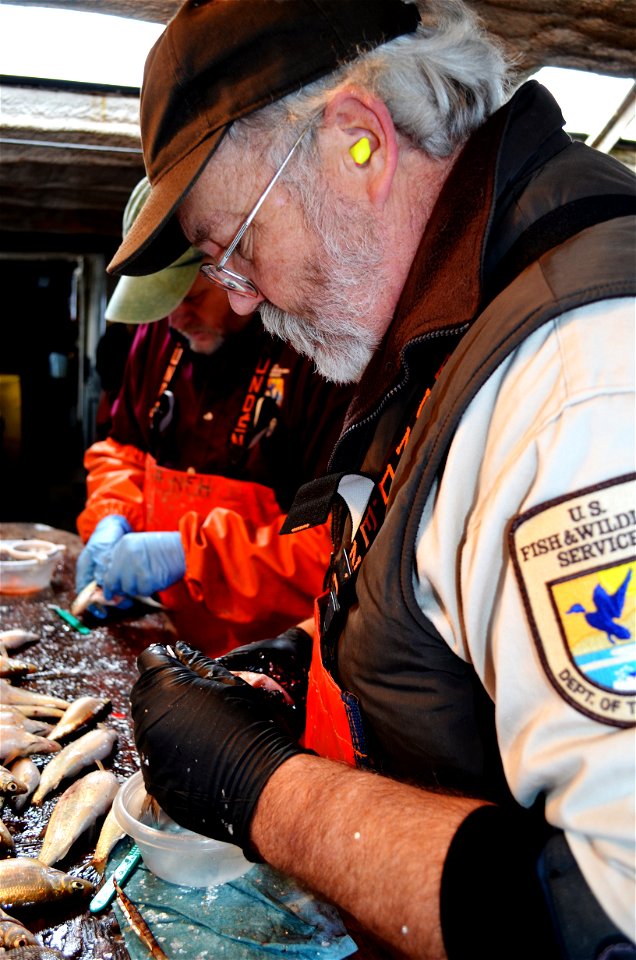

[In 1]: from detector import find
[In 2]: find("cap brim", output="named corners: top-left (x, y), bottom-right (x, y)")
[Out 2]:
top-left (105, 258), bottom-right (202, 324)
top-left (107, 128), bottom-right (227, 277)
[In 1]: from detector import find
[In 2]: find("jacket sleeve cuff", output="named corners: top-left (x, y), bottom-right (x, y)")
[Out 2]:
top-left (440, 805), bottom-right (558, 960)
top-left (77, 501), bottom-right (144, 542)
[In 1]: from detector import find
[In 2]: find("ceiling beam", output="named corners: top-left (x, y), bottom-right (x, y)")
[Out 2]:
top-left (13, 0), bottom-right (636, 77)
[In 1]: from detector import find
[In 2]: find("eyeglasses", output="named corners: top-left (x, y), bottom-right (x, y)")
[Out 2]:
top-left (200, 124), bottom-right (311, 299)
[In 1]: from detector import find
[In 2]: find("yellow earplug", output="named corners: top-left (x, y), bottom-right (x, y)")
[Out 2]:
top-left (349, 136), bottom-right (371, 166)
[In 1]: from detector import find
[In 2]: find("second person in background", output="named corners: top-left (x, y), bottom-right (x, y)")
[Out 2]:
top-left (76, 177), bottom-right (352, 655)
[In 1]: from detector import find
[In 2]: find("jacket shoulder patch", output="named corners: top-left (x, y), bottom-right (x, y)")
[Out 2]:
top-left (509, 474), bottom-right (636, 727)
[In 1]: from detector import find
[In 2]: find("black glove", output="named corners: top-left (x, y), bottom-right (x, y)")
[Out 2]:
top-left (131, 644), bottom-right (304, 855)
top-left (175, 626), bottom-right (312, 737)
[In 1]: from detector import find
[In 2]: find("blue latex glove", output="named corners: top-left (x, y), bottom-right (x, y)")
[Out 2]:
top-left (102, 531), bottom-right (186, 601)
top-left (76, 514), bottom-right (132, 591)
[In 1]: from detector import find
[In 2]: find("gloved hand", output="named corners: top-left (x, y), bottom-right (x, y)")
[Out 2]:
top-left (175, 626), bottom-right (312, 738)
top-left (75, 514), bottom-right (132, 592)
top-left (131, 644), bottom-right (304, 853)
top-left (101, 531), bottom-right (185, 601)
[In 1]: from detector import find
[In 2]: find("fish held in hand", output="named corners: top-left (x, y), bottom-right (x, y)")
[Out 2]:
top-left (32, 727), bottom-right (117, 806)
top-left (71, 578), bottom-right (165, 616)
top-left (0, 856), bottom-right (94, 911)
top-left (70, 580), bottom-right (105, 618)
top-left (46, 695), bottom-right (111, 742)
top-left (39, 770), bottom-right (120, 867)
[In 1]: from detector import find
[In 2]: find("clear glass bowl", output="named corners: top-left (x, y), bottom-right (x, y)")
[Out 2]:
top-left (113, 771), bottom-right (250, 888)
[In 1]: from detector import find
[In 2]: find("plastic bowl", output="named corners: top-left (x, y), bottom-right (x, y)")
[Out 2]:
top-left (113, 771), bottom-right (250, 888)
top-left (0, 539), bottom-right (65, 594)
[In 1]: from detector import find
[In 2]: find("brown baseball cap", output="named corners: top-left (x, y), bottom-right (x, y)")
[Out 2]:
top-left (108, 0), bottom-right (420, 278)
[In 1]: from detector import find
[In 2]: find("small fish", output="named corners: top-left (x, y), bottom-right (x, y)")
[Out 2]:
top-left (47, 695), bottom-right (111, 742)
top-left (0, 816), bottom-right (15, 859)
top-left (32, 727), bottom-right (117, 805)
top-left (1, 946), bottom-right (66, 959)
top-left (20, 718), bottom-right (53, 737)
top-left (9, 758), bottom-right (40, 812)
top-left (0, 726), bottom-right (60, 766)
top-left (0, 763), bottom-right (27, 799)
top-left (13, 704), bottom-right (65, 720)
top-left (0, 679), bottom-right (70, 711)
top-left (39, 770), bottom-right (120, 867)
top-left (92, 797), bottom-right (126, 874)
top-left (0, 630), bottom-right (39, 653)
top-left (0, 706), bottom-right (26, 725)
top-left (71, 579), bottom-right (165, 617)
top-left (70, 580), bottom-right (104, 618)
top-left (140, 792), bottom-right (163, 828)
top-left (0, 725), bottom-right (60, 765)
top-left (114, 879), bottom-right (169, 960)
top-left (0, 655), bottom-right (37, 680)
top-left (0, 905), bottom-right (37, 948)
top-left (0, 706), bottom-right (52, 734)
top-left (0, 856), bottom-right (93, 911)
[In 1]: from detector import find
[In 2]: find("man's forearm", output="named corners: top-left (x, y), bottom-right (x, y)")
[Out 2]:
top-left (250, 753), bottom-right (486, 958)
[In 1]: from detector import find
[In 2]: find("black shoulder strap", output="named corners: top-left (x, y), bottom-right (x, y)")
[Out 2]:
top-left (485, 194), bottom-right (636, 304)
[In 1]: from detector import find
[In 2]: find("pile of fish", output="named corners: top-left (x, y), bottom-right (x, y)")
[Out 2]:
top-left (0, 627), bottom-right (126, 955)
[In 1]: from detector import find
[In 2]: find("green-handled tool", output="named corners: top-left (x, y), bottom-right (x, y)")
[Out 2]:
top-left (89, 844), bottom-right (143, 914)
top-left (50, 605), bottom-right (91, 635)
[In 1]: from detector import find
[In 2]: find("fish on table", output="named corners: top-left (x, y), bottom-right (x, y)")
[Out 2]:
top-left (39, 770), bottom-right (120, 867)
top-left (0, 707), bottom-right (53, 736)
top-left (0, 905), bottom-right (38, 948)
top-left (0, 679), bottom-right (70, 712)
top-left (46, 695), bottom-right (111, 742)
top-left (0, 631), bottom-right (39, 654)
top-left (0, 945), bottom-right (66, 959)
top-left (0, 857), bottom-right (94, 911)
top-left (0, 816), bottom-right (15, 859)
top-left (9, 758), bottom-right (40, 813)
top-left (92, 796), bottom-right (126, 875)
top-left (0, 656), bottom-right (37, 681)
top-left (11, 704), bottom-right (65, 721)
top-left (0, 763), bottom-right (27, 801)
top-left (32, 727), bottom-right (117, 806)
top-left (114, 878), bottom-right (169, 960)
top-left (0, 727), bottom-right (60, 766)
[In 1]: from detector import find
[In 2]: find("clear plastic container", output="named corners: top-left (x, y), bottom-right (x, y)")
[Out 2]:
top-left (113, 771), bottom-right (250, 888)
top-left (0, 539), bottom-right (65, 594)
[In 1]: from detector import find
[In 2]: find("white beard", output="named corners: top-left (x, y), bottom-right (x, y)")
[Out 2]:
top-left (259, 185), bottom-right (391, 384)
top-left (259, 301), bottom-right (377, 384)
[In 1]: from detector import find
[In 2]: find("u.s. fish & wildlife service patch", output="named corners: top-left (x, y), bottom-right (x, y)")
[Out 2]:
top-left (509, 474), bottom-right (635, 727)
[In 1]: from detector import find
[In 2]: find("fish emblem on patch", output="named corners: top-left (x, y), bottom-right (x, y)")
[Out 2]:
top-left (509, 474), bottom-right (636, 727)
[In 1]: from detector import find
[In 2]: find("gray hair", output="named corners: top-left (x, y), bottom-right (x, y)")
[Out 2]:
top-left (228, 0), bottom-right (513, 165)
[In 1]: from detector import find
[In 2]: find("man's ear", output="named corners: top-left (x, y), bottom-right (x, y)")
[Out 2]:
top-left (321, 88), bottom-right (399, 206)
